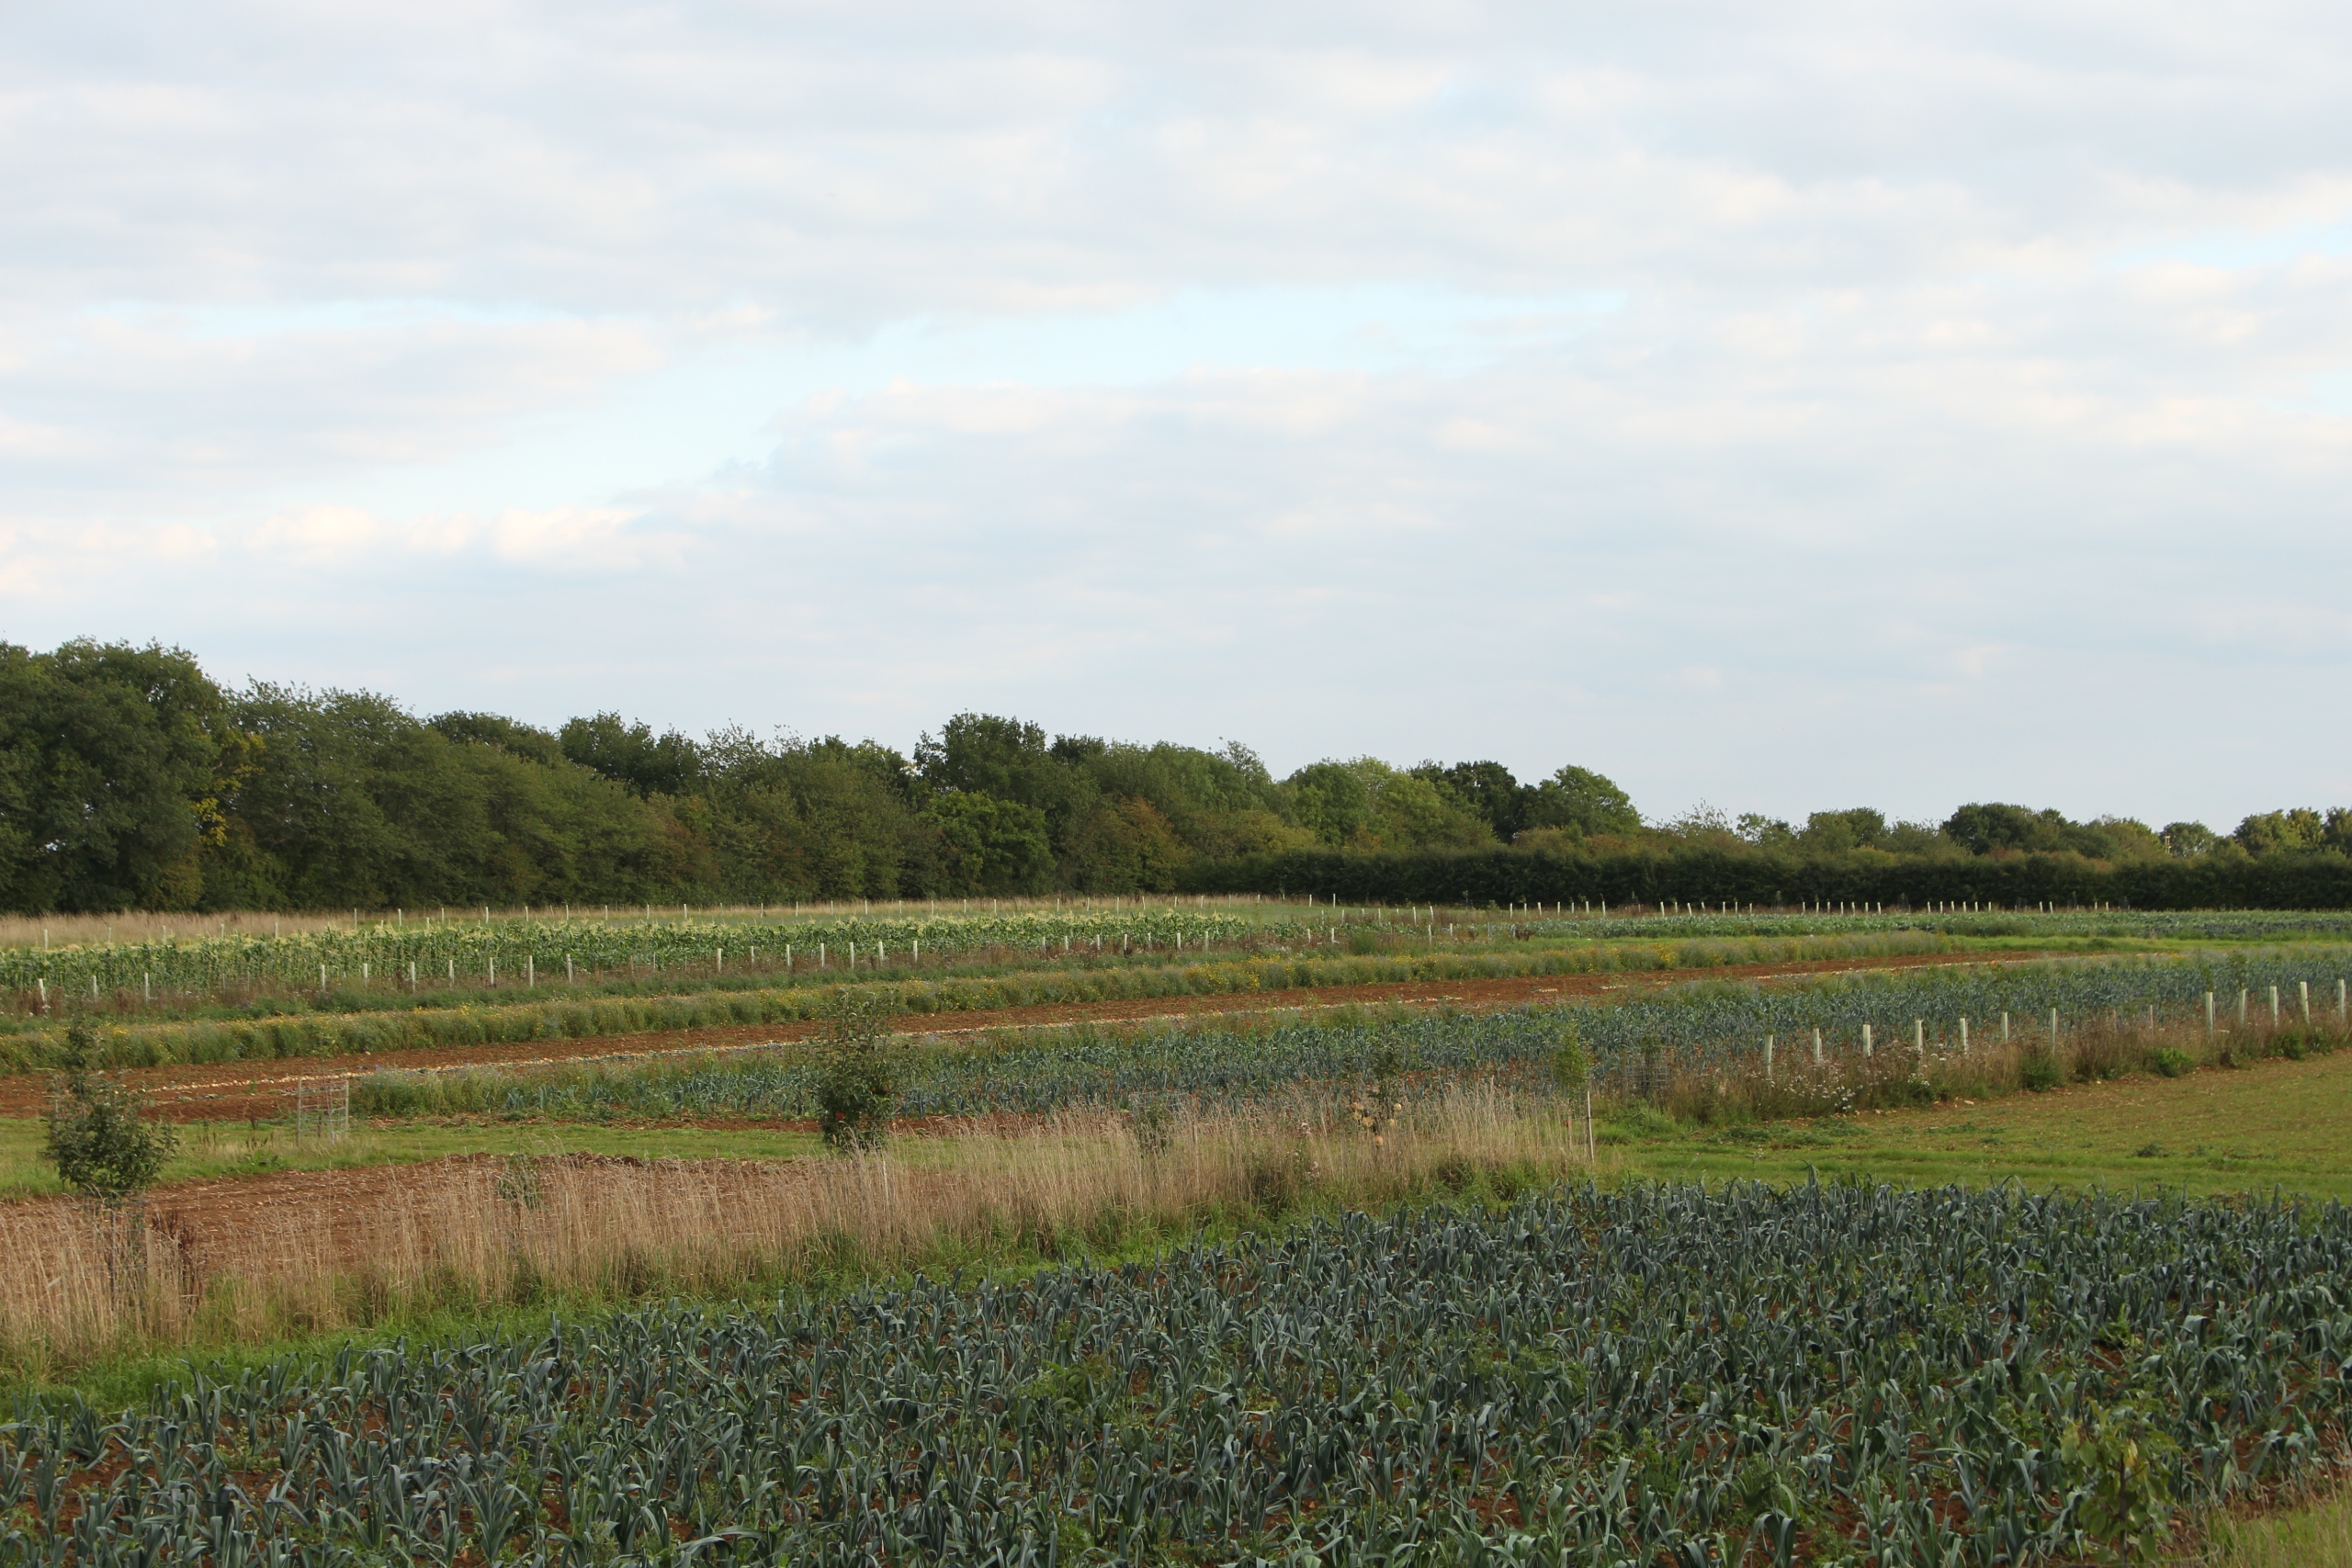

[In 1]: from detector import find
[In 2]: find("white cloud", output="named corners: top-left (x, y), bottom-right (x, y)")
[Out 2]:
top-left (3, 0), bottom-right (2352, 823)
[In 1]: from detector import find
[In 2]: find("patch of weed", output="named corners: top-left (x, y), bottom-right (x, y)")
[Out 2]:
top-left (1597, 1103), bottom-right (1679, 1145)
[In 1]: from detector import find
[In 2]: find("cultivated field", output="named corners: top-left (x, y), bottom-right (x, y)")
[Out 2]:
top-left (13, 1179), bottom-right (2350, 1565)
top-left (3, 906), bottom-right (2350, 1564)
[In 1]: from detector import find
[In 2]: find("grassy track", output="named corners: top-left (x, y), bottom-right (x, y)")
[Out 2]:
top-left (0, 1117), bottom-right (822, 1199)
top-left (4, 1033), bottom-right (2342, 1200)
top-left (1613, 1045), bottom-right (2352, 1198)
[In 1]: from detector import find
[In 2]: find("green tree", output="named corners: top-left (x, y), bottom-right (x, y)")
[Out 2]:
top-left (221, 684), bottom-right (494, 908)
top-left (779, 739), bottom-right (936, 897)
top-left (2234, 808), bottom-right (2332, 856)
top-left (2068, 817), bottom-right (2167, 862)
top-left (916, 714), bottom-right (1097, 849)
top-left (814, 989), bottom-right (897, 1150)
top-left (429, 711), bottom-right (569, 767)
top-left (1523, 765), bottom-right (1640, 838)
top-left (1286, 760), bottom-right (1376, 848)
top-left (1944, 803), bottom-right (2170, 862)
top-left (1799, 808), bottom-right (1890, 853)
top-left (1877, 818), bottom-right (1959, 855)
top-left (215, 684), bottom-right (678, 908)
top-left (1942, 802), bottom-right (2071, 854)
top-left (916, 712), bottom-right (1049, 797)
top-left (1075, 740), bottom-right (1301, 860)
top-left (2160, 820), bottom-right (2217, 858)
top-left (1549, 1022), bottom-right (1590, 1095)
top-left (1413, 761), bottom-right (1532, 840)
top-left (44, 1026), bottom-right (177, 1206)
top-left (1658, 801), bottom-right (1738, 841)
top-left (0, 647), bottom-right (47, 906)
top-left (0, 640), bottom-right (237, 911)
top-left (1287, 759), bottom-right (1493, 851)
top-left (1060, 795), bottom-right (1191, 891)
top-left (456, 739), bottom-right (680, 904)
top-left (1374, 773), bottom-right (1495, 850)
top-left (558, 712), bottom-right (706, 796)
top-left (925, 791), bottom-right (1055, 894)
top-left (682, 729), bottom-right (934, 900)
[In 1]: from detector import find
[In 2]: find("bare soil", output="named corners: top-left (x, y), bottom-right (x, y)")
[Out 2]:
top-left (65, 1154), bottom-right (797, 1276)
top-left (0, 950), bottom-right (2030, 1123)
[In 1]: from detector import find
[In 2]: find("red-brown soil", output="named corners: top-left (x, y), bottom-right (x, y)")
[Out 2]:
top-left (0, 951), bottom-right (2032, 1123)
top-left (7, 1153), bottom-right (802, 1277)
top-left (145, 1155), bottom-right (541, 1272)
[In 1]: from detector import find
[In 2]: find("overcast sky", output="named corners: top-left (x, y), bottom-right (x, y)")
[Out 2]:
top-left (6, 1), bottom-right (2350, 829)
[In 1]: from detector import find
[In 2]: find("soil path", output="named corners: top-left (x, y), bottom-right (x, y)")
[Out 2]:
top-left (0, 950), bottom-right (2038, 1122)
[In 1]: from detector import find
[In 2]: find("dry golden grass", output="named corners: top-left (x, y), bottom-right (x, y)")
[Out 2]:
top-left (2206, 1475), bottom-right (2352, 1566)
top-left (0, 909), bottom-right (363, 949)
top-left (0, 1085), bottom-right (1587, 1373)
top-left (1642, 1013), bottom-right (2352, 1127)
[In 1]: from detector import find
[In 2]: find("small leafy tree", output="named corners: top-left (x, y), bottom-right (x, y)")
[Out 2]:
top-left (1548, 1024), bottom-right (1590, 1099)
top-left (2060, 1404), bottom-right (2177, 1563)
top-left (1551, 1020), bottom-right (1595, 1156)
top-left (1127, 1094), bottom-right (1177, 1159)
top-left (815, 989), bottom-right (897, 1151)
top-left (1350, 1039), bottom-right (1409, 1145)
top-left (44, 1023), bottom-right (177, 1206)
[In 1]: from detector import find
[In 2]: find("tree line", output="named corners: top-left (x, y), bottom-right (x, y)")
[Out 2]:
top-left (2, 639), bottom-right (2344, 913)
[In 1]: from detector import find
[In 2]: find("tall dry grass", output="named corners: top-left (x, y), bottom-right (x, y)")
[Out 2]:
top-left (0, 909), bottom-right (356, 950)
top-left (2207, 1478), bottom-right (2352, 1567)
top-left (0, 1087), bottom-right (1587, 1375)
top-left (1634, 1012), bottom-right (2349, 1126)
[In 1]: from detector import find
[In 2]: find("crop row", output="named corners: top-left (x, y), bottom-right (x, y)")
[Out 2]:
top-left (0, 932), bottom-right (1960, 1075)
top-left (6, 1180), bottom-right (2346, 1565)
top-left (356, 948), bottom-right (2352, 1123)
top-left (16, 905), bottom-right (2352, 1004)
top-left (0, 911), bottom-right (1310, 999)
top-left (1522, 908), bottom-right (2352, 942)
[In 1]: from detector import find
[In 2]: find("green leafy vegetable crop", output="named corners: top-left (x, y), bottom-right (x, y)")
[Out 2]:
top-left (0, 910), bottom-right (1277, 1000)
top-left (6, 1180), bottom-right (2346, 1564)
top-left (352, 950), bottom-right (2352, 1124)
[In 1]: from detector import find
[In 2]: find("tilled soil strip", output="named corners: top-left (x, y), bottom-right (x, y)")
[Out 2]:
top-left (0, 951), bottom-right (2045, 1123)
top-left (1, 1153), bottom-right (806, 1273)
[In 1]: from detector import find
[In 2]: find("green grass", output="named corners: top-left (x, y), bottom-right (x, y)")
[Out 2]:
top-left (2213, 1486), bottom-right (2352, 1566)
top-left (0, 1116), bottom-right (820, 1199)
top-left (1611, 1045), bottom-right (2352, 1198)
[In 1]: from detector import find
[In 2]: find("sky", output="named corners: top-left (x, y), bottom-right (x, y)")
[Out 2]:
top-left (5, 1), bottom-right (2350, 831)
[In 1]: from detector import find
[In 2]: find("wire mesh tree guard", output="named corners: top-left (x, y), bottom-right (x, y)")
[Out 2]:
top-left (293, 1076), bottom-right (351, 1142)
